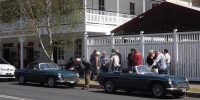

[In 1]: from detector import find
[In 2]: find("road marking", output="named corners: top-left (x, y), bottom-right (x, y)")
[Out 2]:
top-left (0, 95), bottom-right (35, 100)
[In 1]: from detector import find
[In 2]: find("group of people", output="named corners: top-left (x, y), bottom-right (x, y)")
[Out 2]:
top-left (64, 48), bottom-right (171, 90)
top-left (89, 49), bottom-right (122, 80)
top-left (127, 48), bottom-right (171, 74)
top-left (146, 49), bottom-right (171, 74)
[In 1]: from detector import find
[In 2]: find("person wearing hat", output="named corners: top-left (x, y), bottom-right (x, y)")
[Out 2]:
top-left (75, 58), bottom-right (92, 90)
top-left (132, 48), bottom-right (143, 66)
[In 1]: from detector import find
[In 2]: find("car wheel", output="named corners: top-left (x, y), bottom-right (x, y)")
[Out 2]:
top-left (67, 83), bottom-right (77, 88)
top-left (104, 80), bottom-right (115, 93)
top-left (47, 77), bottom-right (56, 88)
top-left (172, 92), bottom-right (185, 98)
top-left (152, 84), bottom-right (165, 98)
top-left (18, 75), bottom-right (26, 85)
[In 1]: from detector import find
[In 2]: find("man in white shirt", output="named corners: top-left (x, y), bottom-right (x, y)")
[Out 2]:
top-left (110, 51), bottom-right (121, 71)
top-left (150, 50), bottom-right (167, 74)
top-left (164, 49), bottom-right (171, 74)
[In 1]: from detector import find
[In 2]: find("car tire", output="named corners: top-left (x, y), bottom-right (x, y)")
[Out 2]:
top-left (104, 80), bottom-right (116, 93)
top-left (152, 84), bottom-right (165, 98)
top-left (67, 83), bottom-right (77, 88)
top-left (47, 77), bottom-right (56, 88)
top-left (18, 75), bottom-right (26, 85)
top-left (172, 92), bottom-right (185, 98)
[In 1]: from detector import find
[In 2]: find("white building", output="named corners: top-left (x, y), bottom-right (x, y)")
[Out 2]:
top-left (0, 0), bottom-right (194, 68)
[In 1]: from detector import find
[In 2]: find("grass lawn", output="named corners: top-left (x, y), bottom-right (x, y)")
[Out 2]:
top-left (189, 88), bottom-right (200, 92)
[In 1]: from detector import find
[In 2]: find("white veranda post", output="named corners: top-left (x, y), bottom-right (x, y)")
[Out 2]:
top-left (18, 36), bottom-right (25, 69)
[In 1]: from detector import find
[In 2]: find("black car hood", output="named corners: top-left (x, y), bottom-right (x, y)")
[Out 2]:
top-left (44, 70), bottom-right (78, 77)
top-left (148, 74), bottom-right (186, 83)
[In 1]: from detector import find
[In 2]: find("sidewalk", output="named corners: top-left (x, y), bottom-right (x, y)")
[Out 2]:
top-left (77, 79), bottom-right (200, 98)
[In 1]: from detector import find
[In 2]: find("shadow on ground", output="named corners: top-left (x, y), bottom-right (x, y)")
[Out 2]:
top-left (90, 90), bottom-right (185, 99)
top-left (8, 81), bottom-right (75, 90)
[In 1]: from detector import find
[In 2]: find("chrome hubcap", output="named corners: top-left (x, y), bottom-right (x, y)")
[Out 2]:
top-left (153, 85), bottom-right (163, 97)
top-left (105, 81), bottom-right (113, 92)
top-left (48, 77), bottom-right (54, 87)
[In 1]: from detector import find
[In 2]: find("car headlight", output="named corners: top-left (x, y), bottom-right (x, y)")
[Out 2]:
top-left (168, 78), bottom-right (172, 84)
top-left (58, 73), bottom-right (62, 79)
top-left (185, 78), bottom-right (189, 82)
top-left (76, 73), bottom-right (79, 78)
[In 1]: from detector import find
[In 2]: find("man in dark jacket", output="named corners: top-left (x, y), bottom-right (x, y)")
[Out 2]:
top-left (75, 58), bottom-right (92, 90)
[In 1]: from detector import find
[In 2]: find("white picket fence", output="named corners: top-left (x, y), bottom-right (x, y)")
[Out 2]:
top-left (86, 30), bottom-right (200, 81)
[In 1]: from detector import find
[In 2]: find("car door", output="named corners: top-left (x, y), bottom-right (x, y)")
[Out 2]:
top-left (117, 73), bottom-right (133, 89)
top-left (130, 74), bottom-right (150, 90)
top-left (25, 63), bottom-right (40, 82)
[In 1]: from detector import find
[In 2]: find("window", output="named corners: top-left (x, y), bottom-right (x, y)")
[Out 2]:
top-left (130, 2), bottom-right (135, 15)
top-left (57, 46), bottom-right (64, 60)
top-left (3, 43), bottom-right (13, 47)
top-left (53, 40), bottom-right (64, 60)
top-left (152, 3), bottom-right (159, 8)
top-left (75, 39), bottom-right (82, 58)
top-left (99, 0), bottom-right (105, 11)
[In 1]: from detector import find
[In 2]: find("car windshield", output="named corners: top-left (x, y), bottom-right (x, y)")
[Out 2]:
top-left (0, 58), bottom-right (8, 64)
top-left (39, 63), bottom-right (60, 70)
top-left (136, 65), bottom-right (154, 74)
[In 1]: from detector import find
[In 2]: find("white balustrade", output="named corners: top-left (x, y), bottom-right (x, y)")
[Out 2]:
top-left (87, 31), bottom-right (200, 81)
top-left (86, 9), bottom-right (135, 25)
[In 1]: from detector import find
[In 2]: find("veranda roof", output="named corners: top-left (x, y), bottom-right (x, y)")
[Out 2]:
top-left (111, 2), bottom-right (200, 34)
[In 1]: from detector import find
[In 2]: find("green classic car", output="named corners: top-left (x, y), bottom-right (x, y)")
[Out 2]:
top-left (98, 65), bottom-right (189, 98)
top-left (15, 63), bottom-right (79, 88)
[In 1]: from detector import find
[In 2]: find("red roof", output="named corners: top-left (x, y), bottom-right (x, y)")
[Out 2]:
top-left (111, 2), bottom-right (200, 34)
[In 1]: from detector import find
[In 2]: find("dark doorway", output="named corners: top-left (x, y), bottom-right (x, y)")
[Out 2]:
top-left (3, 48), bottom-right (10, 63)
top-left (27, 47), bottom-right (34, 64)
top-left (53, 47), bottom-right (57, 63)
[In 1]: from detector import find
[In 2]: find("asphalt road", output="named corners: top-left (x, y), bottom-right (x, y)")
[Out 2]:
top-left (0, 81), bottom-right (199, 100)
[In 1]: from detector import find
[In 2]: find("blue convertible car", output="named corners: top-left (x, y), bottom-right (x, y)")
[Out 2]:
top-left (15, 63), bottom-right (79, 88)
top-left (98, 65), bottom-right (189, 98)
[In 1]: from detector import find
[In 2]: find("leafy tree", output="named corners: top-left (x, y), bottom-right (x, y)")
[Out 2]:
top-left (0, 0), bottom-right (20, 23)
top-left (192, 0), bottom-right (200, 7)
top-left (0, 0), bottom-right (82, 62)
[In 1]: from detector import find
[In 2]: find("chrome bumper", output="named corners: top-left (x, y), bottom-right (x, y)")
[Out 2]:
top-left (0, 76), bottom-right (15, 79)
top-left (166, 88), bottom-right (188, 92)
top-left (56, 78), bottom-right (79, 83)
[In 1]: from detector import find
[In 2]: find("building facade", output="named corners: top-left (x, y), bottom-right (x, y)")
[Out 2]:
top-left (0, 0), bottom-right (194, 68)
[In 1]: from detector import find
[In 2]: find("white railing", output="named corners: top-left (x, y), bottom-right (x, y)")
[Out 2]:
top-left (0, 9), bottom-right (135, 31)
top-left (0, 21), bottom-right (21, 31)
top-left (86, 9), bottom-right (136, 25)
top-left (86, 31), bottom-right (200, 81)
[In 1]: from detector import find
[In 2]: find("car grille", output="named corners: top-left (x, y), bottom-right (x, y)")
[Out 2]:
top-left (65, 77), bottom-right (78, 81)
top-left (176, 82), bottom-right (189, 88)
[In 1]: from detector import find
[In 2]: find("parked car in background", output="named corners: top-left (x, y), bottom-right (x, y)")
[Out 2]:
top-left (98, 65), bottom-right (189, 98)
top-left (15, 62), bottom-right (79, 88)
top-left (0, 57), bottom-right (16, 79)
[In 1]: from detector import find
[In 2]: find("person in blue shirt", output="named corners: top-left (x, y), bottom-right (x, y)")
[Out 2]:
top-left (100, 51), bottom-right (109, 72)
